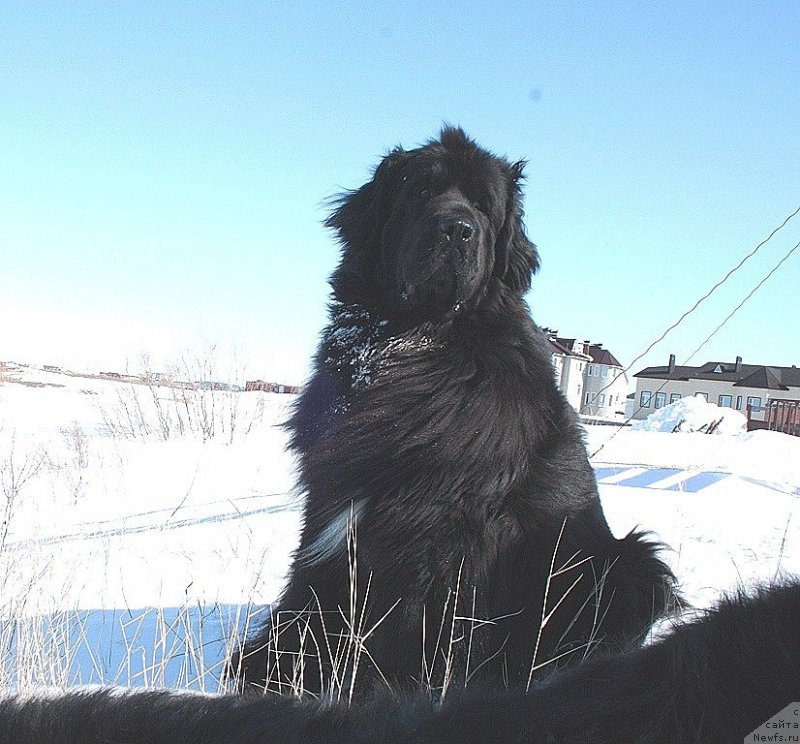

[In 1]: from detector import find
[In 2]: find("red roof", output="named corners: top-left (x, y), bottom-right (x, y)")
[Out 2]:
top-left (588, 345), bottom-right (622, 368)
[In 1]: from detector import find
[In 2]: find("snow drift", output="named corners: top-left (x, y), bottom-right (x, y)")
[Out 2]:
top-left (632, 394), bottom-right (747, 435)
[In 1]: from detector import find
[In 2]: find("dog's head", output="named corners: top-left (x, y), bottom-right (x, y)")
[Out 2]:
top-left (327, 127), bottom-right (539, 325)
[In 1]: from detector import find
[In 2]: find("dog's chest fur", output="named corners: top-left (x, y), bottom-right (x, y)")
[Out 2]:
top-left (322, 303), bottom-right (442, 400)
top-left (310, 302), bottom-right (560, 516)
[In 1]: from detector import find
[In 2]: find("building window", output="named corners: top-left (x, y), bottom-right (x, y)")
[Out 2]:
top-left (696, 392), bottom-right (709, 401)
top-left (640, 391), bottom-right (652, 408)
top-left (747, 396), bottom-right (762, 409)
top-left (598, 393), bottom-right (605, 405)
top-left (719, 394), bottom-right (733, 408)
top-left (587, 365), bottom-right (593, 376)
top-left (585, 392), bottom-right (591, 405)
top-left (654, 392), bottom-right (666, 409)
top-left (670, 393), bottom-right (681, 403)
top-left (736, 396), bottom-right (743, 410)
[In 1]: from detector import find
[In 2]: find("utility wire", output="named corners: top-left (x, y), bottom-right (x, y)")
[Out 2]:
top-left (588, 216), bottom-right (800, 459)
top-left (621, 203), bottom-right (800, 378)
top-left (587, 203), bottom-right (800, 405)
top-left (683, 238), bottom-right (800, 365)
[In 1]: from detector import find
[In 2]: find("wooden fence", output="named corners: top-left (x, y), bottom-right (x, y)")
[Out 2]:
top-left (748, 399), bottom-right (800, 437)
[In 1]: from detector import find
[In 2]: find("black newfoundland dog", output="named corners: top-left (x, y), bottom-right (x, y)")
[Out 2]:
top-left (2, 583), bottom-right (799, 743)
top-left (230, 127), bottom-right (676, 695)
top-left (1, 130), bottom-right (796, 743)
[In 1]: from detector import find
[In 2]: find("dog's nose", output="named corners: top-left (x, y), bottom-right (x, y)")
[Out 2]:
top-left (439, 217), bottom-right (474, 242)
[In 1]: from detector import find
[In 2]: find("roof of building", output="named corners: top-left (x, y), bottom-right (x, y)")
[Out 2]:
top-left (542, 328), bottom-right (624, 367)
top-left (587, 345), bottom-right (622, 368)
top-left (634, 357), bottom-right (800, 390)
top-left (547, 337), bottom-right (583, 358)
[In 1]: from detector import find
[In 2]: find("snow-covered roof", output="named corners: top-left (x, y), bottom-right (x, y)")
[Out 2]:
top-left (542, 329), bottom-right (623, 365)
top-left (547, 336), bottom-right (586, 358)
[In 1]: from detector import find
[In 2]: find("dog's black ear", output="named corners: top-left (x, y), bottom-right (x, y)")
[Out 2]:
top-left (325, 148), bottom-right (405, 249)
top-left (494, 160), bottom-right (540, 293)
top-left (326, 148), bottom-right (406, 303)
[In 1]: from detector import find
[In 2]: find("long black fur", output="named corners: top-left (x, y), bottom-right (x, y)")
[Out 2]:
top-left (230, 127), bottom-right (676, 695)
top-left (2, 583), bottom-right (798, 743)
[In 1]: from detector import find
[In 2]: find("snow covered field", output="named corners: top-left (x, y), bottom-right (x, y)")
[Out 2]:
top-left (1, 363), bottom-right (798, 692)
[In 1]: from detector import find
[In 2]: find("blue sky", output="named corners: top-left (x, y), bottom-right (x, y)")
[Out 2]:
top-left (2, 1), bottom-right (799, 384)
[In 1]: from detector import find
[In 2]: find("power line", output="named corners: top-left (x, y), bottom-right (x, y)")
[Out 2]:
top-left (588, 203), bottom-right (800, 404)
top-left (588, 215), bottom-right (800, 459)
top-left (683, 238), bottom-right (800, 365)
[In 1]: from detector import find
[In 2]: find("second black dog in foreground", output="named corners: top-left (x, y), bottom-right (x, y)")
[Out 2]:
top-left (2, 582), bottom-right (798, 744)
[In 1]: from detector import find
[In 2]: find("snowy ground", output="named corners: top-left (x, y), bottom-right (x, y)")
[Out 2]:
top-left (0, 363), bottom-right (798, 692)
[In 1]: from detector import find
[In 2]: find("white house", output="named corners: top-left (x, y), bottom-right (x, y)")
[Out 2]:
top-left (543, 329), bottom-right (629, 420)
top-left (632, 354), bottom-right (800, 421)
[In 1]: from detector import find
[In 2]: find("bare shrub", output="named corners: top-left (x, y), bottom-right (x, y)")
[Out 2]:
top-left (97, 349), bottom-right (263, 444)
